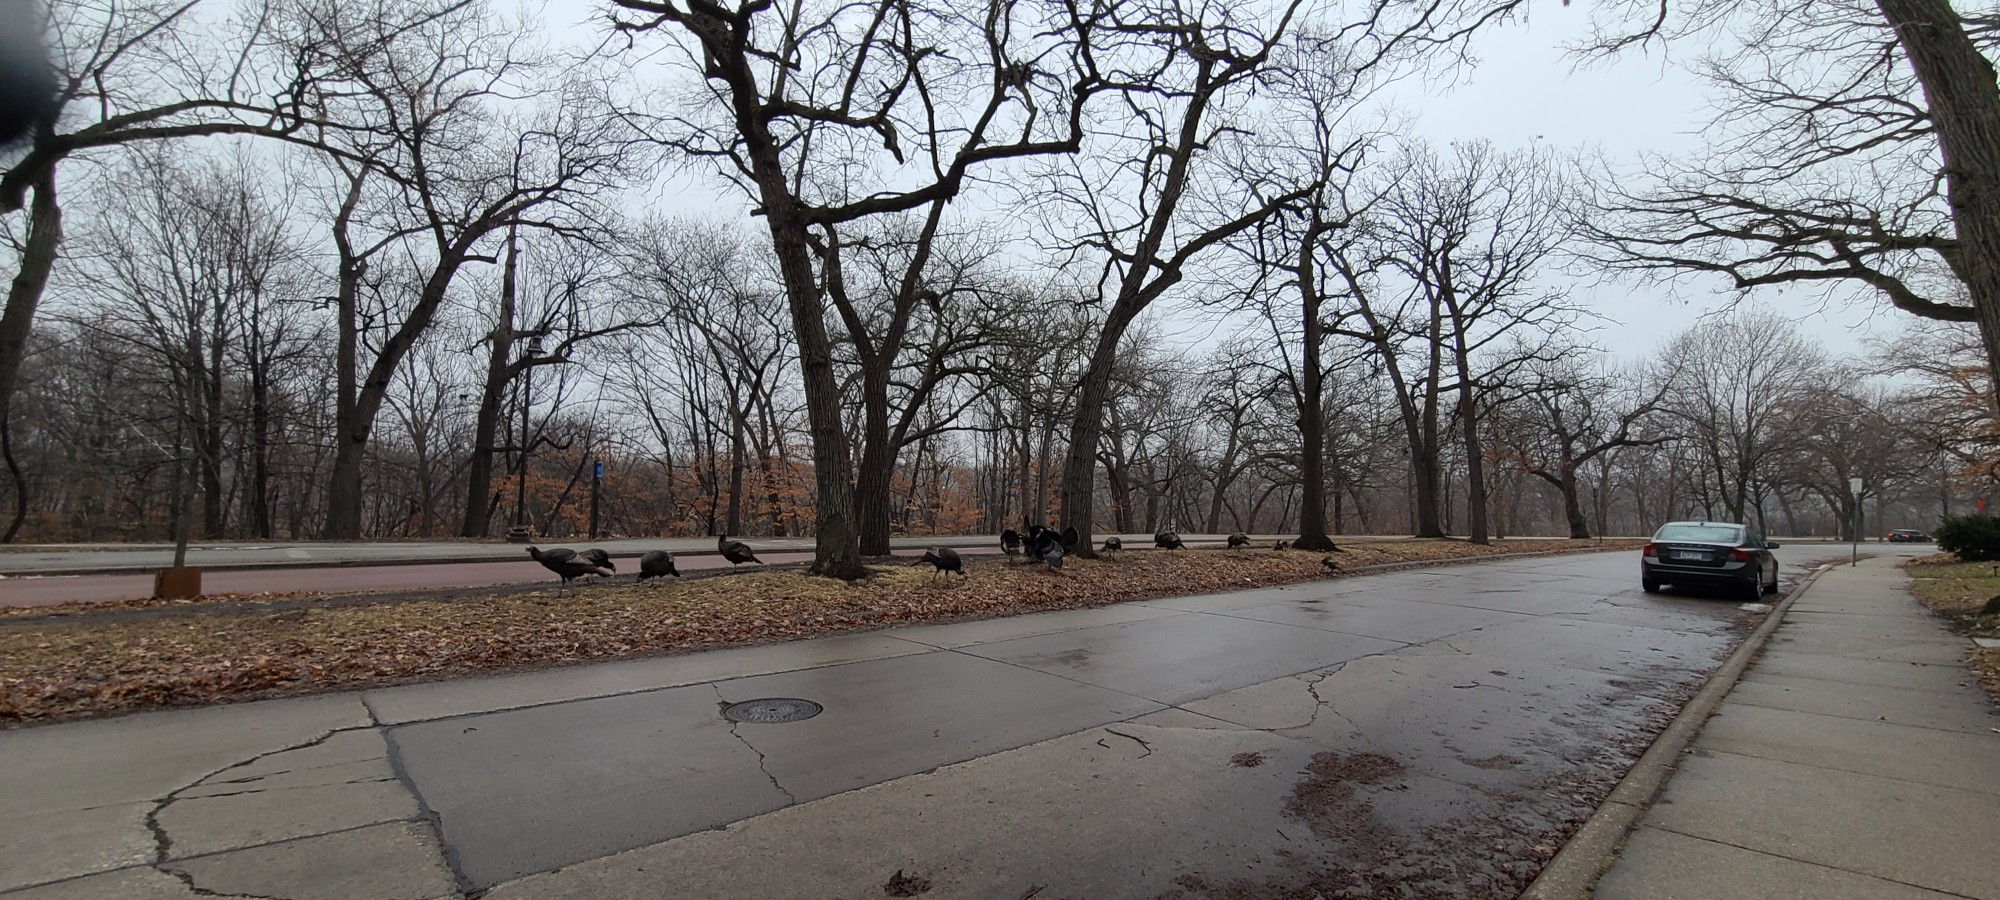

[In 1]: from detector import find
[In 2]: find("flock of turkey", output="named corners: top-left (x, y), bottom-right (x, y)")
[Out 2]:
top-left (525, 528), bottom-right (1343, 587)
top-left (525, 534), bottom-right (765, 585)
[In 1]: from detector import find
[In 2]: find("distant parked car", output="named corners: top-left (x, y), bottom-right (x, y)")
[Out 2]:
top-left (1641, 521), bottom-right (1779, 600)
top-left (1886, 529), bottom-right (1932, 543)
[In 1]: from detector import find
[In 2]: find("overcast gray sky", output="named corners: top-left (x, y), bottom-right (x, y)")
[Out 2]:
top-left (1385, 6), bottom-right (1911, 363)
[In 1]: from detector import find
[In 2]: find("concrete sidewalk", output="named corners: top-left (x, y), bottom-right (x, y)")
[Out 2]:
top-left (1591, 554), bottom-right (2000, 899)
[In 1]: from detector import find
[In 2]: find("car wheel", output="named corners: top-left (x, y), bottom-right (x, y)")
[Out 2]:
top-left (1762, 570), bottom-right (1778, 595)
top-left (1642, 578), bottom-right (1661, 594)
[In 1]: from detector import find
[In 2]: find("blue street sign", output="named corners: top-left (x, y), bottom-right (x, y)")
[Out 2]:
top-left (593, 461), bottom-right (604, 478)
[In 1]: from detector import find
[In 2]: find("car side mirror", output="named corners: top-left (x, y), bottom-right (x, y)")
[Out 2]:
top-left (1766, 541), bottom-right (1781, 549)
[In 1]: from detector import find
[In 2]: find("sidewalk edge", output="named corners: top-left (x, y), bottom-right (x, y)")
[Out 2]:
top-left (1518, 562), bottom-right (1835, 900)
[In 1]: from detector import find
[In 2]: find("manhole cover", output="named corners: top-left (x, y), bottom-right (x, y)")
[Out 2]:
top-left (721, 698), bottom-right (823, 724)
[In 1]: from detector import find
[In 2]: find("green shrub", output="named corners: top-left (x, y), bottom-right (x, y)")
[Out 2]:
top-left (1935, 514), bottom-right (2000, 561)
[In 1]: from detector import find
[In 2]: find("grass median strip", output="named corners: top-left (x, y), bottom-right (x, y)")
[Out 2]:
top-left (1905, 554), bottom-right (2000, 703)
top-left (0, 538), bottom-right (1638, 724)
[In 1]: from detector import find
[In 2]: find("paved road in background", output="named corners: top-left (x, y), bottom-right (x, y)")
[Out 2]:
top-left (0, 533), bottom-right (1418, 607)
top-left (0, 548), bottom-right (1814, 899)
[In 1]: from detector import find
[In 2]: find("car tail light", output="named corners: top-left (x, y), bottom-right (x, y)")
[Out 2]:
top-left (1729, 548), bottom-right (1751, 562)
top-left (1642, 543), bottom-right (1657, 557)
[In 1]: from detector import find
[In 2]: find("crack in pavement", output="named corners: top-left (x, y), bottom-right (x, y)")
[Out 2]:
top-left (139, 724), bottom-right (388, 900)
top-left (1101, 728), bottom-right (1153, 758)
top-left (713, 683), bottom-right (798, 805)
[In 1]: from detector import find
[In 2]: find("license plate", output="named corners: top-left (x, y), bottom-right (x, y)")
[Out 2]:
top-left (1672, 550), bottom-right (1705, 560)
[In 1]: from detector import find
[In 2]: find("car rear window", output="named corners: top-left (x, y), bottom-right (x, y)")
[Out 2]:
top-left (1654, 524), bottom-right (1743, 543)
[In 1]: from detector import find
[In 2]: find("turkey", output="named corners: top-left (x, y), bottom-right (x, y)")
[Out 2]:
top-left (1101, 535), bottom-right (1122, 555)
top-left (718, 534), bottom-right (762, 566)
top-left (1274, 539), bottom-right (1291, 551)
top-left (1320, 555), bottom-right (1343, 574)
top-left (1154, 531), bottom-right (1183, 550)
top-left (526, 546), bottom-right (613, 585)
top-left (1044, 540), bottom-right (1066, 571)
top-left (580, 548), bottom-right (616, 579)
top-left (637, 550), bottom-right (680, 581)
top-left (1026, 524), bottom-right (1079, 562)
top-left (913, 547), bottom-right (964, 581)
top-left (1000, 528), bottom-right (1022, 559)
top-left (1227, 532), bottom-right (1250, 550)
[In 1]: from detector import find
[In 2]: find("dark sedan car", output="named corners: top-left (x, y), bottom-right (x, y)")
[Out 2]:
top-left (1886, 529), bottom-right (1931, 543)
top-left (1641, 521), bottom-right (1779, 600)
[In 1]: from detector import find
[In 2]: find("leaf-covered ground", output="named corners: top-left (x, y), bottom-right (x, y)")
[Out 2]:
top-left (1905, 555), bottom-right (2000, 704)
top-left (0, 539), bottom-right (1638, 724)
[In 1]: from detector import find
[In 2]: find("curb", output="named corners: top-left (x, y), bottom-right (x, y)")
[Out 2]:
top-left (1518, 561), bottom-right (1838, 900)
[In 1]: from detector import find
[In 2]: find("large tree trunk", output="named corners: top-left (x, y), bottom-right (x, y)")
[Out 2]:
top-left (1414, 314), bottom-right (1447, 537)
top-left (1294, 249), bottom-right (1335, 551)
top-left (768, 215), bottom-right (864, 578)
top-left (322, 180), bottom-right (367, 540)
top-left (324, 257), bottom-right (467, 539)
top-left (1058, 304), bottom-right (1145, 556)
top-left (0, 169), bottom-right (59, 543)
top-left (854, 371), bottom-right (893, 555)
top-left (1559, 465), bottom-right (1590, 539)
top-left (247, 320), bottom-right (273, 539)
top-left (1455, 363), bottom-right (1488, 545)
top-left (726, 410), bottom-right (746, 537)
top-left (460, 233), bottom-right (520, 538)
top-left (1878, 0), bottom-right (2000, 403)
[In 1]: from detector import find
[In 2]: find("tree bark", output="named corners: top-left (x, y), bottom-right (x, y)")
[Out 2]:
top-left (854, 369), bottom-right (895, 554)
top-left (1058, 302), bottom-right (1146, 555)
top-left (769, 214), bottom-right (864, 577)
top-left (726, 410), bottom-right (746, 536)
top-left (322, 174), bottom-right (367, 539)
top-left (1876, 0), bottom-right (2000, 403)
top-left (1294, 231), bottom-right (1336, 551)
top-left (0, 169), bottom-right (59, 543)
top-left (460, 231), bottom-right (520, 537)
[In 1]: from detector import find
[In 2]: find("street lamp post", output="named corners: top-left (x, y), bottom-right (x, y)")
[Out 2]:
top-left (1850, 476), bottom-right (1864, 566)
top-left (506, 336), bottom-right (543, 543)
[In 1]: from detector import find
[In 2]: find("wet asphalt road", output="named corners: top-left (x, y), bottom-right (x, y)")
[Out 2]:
top-left (350, 547), bottom-right (1816, 897)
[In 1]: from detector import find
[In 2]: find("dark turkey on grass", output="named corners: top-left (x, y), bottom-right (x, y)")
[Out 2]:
top-left (526, 546), bottom-right (614, 585)
top-left (580, 548), bottom-right (615, 576)
top-left (1000, 528), bottom-right (1022, 559)
top-left (1227, 531), bottom-right (1250, 550)
top-left (1321, 555), bottom-right (1343, 573)
top-left (913, 547), bottom-right (964, 580)
top-left (1101, 535), bottom-right (1122, 555)
top-left (1154, 531), bottom-right (1183, 550)
top-left (637, 550), bottom-right (680, 581)
top-left (1027, 524), bottom-right (1079, 563)
top-left (718, 534), bottom-right (762, 566)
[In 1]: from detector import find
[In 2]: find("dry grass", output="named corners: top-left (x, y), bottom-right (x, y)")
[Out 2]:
top-left (1904, 556), bottom-right (2000, 703)
top-left (0, 538), bottom-right (1637, 724)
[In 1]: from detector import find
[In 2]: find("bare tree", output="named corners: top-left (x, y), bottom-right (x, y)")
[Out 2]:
top-left (1658, 306), bottom-right (1827, 523)
top-left (1577, 0), bottom-right (2000, 409)
top-left (0, 0), bottom-right (325, 539)
top-left (1497, 350), bottom-right (1673, 538)
top-left (1378, 141), bottom-right (1576, 544)
top-left (611, 0), bottom-right (1110, 578)
top-left (283, 0), bottom-right (637, 537)
top-left (49, 145), bottom-right (306, 541)
top-left (1046, 0), bottom-right (1311, 554)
